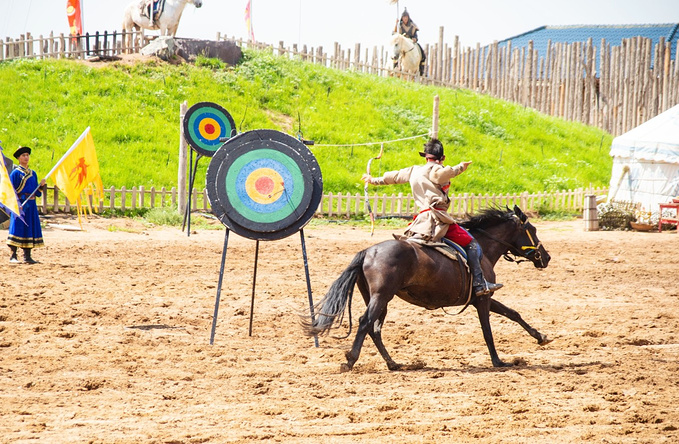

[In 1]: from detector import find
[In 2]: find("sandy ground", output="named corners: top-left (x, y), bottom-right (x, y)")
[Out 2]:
top-left (1, 214), bottom-right (678, 443)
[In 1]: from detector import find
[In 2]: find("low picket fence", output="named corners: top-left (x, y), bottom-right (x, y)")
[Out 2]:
top-left (37, 185), bottom-right (608, 217)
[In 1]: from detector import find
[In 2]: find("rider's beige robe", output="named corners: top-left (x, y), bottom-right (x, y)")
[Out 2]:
top-left (369, 161), bottom-right (466, 241)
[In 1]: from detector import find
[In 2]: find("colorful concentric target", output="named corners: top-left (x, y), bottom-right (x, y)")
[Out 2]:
top-left (183, 102), bottom-right (236, 157)
top-left (206, 130), bottom-right (323, 241)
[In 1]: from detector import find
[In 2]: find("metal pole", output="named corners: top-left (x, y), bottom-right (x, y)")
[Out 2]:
top-left (183, 153), bottom-right (201, 236)
top-left (186, 154), bottom-right (201, 236)
top-left (209, 228), bottom-right (230, 345)
top-left (300, 229), bottom-right (319, 347)
top-left (248, 240), bottom-right (260, 336)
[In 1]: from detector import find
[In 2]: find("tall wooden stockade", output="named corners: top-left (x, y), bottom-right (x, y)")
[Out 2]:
top-left (4, 28), bottom-right (677, 135)
top-left (221, 31), bottom-right (678, 137)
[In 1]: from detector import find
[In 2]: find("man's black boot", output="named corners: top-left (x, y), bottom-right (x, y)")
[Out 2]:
top-left (23, 248), bottom-right (38, 265)
top-left (464, 240), bottom-right (503, 297)
top-left (9, 245), bottom-right (19, 264)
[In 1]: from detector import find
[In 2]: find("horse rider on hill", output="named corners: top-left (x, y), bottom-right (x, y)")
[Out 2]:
top-left (143, 0), bottom-right (162, 26)
top-left (362, 138), bottom-right (503, 298)
top-left (394, 8), bottom-right (427, 76)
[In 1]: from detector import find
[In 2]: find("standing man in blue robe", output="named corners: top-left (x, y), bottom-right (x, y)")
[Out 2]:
top-left (7, 146), bottom-right (46, 264)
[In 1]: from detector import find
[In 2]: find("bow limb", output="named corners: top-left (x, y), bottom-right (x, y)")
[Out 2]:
top-left (364, 144), bottom-right (384, 236)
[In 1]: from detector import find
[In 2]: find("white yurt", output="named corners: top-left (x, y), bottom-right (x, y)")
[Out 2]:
top-left (607, 104), bottom-right (679, 211)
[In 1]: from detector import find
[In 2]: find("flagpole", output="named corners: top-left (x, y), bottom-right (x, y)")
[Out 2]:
top-left (21, 126), bottom-right (91, 203)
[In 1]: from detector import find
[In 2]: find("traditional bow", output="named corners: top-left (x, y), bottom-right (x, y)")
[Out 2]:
top-left (364, 144), bottom-right (384, 236)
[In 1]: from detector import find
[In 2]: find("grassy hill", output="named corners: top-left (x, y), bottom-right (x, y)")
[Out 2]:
top-left (0, 50), bottom-right (613, 196)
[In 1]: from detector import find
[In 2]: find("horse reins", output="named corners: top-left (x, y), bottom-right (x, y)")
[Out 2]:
top-left (473, 224), bottom-right (544, 266)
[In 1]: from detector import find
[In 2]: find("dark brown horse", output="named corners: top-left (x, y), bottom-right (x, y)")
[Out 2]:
top-left (304, 206), bottom-right (551, 370)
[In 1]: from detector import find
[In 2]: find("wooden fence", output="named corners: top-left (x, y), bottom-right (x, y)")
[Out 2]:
top-left (37, 185), bottom-right (607, 218)
top-left (225, 32), bottom-right (678, 136)
top-left (1, 30), bottom-right (149, 61)
top-left (4, 28), bottom-right (676, 136)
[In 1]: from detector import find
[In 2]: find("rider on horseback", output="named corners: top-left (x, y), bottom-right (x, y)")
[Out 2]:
top-left (362, 138), bottom-right (503, 297)
top-left (393, 8), bottom-right (427, 76)
top-left (143, 0), bottom-right (162, 26)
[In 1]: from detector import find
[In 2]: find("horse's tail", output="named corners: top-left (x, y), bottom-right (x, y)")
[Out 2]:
top-left (303, 249), bottom-right (367, 337)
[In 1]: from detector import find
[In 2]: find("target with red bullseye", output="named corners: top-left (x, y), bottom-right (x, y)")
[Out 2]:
top-left (206, 129), bottom-right (322, 241)
top-left (183, 102), bottom-right (236, 157)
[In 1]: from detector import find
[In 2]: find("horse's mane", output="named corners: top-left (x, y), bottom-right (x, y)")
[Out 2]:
top-left (459, 207), bottom-right (515, 231)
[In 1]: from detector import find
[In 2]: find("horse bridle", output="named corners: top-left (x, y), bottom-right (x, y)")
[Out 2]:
top-left (474, 221), bottom-right (545, 266)
top-left (395, 37), bottom-right (417, 58)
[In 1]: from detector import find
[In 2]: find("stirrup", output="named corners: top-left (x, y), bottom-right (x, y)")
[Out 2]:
top-left (474, 282), bottom-right (503, 297)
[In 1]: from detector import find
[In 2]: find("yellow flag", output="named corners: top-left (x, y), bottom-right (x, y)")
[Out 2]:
top-left (50, 127), bottom-right (104, 205)
top-left (0, 157), bottom-right (21, 218)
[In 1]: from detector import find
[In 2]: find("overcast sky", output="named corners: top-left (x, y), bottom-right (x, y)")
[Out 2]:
top-left (1, 1), bottom-right (678, 52)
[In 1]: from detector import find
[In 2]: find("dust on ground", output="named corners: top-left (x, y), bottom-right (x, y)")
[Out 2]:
top-left (1, 215), bottom-right (678, 443)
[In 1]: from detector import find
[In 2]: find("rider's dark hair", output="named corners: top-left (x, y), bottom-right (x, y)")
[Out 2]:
top-left (419, 138), bottom-right (444, 160)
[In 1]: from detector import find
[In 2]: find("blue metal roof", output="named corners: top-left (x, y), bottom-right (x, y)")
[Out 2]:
top-left (497, 24), bottom-right (679, 64)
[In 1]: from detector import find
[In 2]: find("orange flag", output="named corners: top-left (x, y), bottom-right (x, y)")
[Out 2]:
top-left (47, 127), bottom-right (104, 224)
top-left (67, 0), bottom-right (83, 36)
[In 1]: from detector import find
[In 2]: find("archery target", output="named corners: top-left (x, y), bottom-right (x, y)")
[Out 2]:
top-left (206, 130), bottom-right (323, 241)
top-left (183, 102), bottom-right (236, 157)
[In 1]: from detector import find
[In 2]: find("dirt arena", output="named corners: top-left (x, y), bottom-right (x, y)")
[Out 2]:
top-left (1, 214), bottom-right (678, 443)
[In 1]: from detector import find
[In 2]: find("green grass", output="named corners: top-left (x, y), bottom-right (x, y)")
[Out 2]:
top-left (0, 50), bottom-right (613, 195)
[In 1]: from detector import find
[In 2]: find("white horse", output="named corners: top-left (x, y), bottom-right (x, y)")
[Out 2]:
top-left (122, 0), bottom-right (203, 38)
top-left (391, 33), bottom-right (422, 77)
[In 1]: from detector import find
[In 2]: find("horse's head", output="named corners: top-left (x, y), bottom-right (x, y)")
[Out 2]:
top-left (391, 33), bottom-right (413, 58)
top-left (391, 33), bottom-right (403, 59)
top-left (461, 206), bottom-right (551, 269)
top-left (510, 206), bottom-right (550, 268)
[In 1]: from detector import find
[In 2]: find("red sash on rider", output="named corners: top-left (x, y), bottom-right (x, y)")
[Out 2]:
top-left (411, 208), bottom-right (473, 247)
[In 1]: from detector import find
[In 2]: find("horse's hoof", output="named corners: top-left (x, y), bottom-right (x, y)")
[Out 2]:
top-left (493, 360), bottom-right (514, 368)
top-left (538, 336), bottom-right (553, 346)
top-left (339, 363), bottom-right (352, 373)
top-left (387, 361), bottom-right (402, 371)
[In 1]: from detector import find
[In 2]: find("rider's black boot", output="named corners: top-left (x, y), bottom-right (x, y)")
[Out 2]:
top-left (464, 240), bottom-right (503, 297)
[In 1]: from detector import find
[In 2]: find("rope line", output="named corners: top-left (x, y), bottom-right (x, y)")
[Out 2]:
top-left (313, 133), bottom-right (429, 148)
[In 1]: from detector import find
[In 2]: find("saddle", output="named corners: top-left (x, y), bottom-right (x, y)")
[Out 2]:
top-left (393, 233), bottom-right (465, 261)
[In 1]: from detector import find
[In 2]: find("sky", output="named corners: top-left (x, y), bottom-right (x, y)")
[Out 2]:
top-left (0, 1), bottom-right (678, 53)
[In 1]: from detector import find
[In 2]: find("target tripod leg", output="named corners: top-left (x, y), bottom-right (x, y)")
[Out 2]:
top-left (186, 154), bottom-right (202, 236)
top-left (182, 149), bottom-right (193, 233)
top-left (300, 229), bottom-right (319, 347)
top-left (248, 240), bottom-right (260, 337)
top-left (209, 228), bottom-right (230, 345)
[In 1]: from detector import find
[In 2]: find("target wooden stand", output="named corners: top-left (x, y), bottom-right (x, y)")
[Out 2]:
top-left (206, 129), bottom-right (323, 346)
top-left (181, 102), bottom-right (236, 236)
